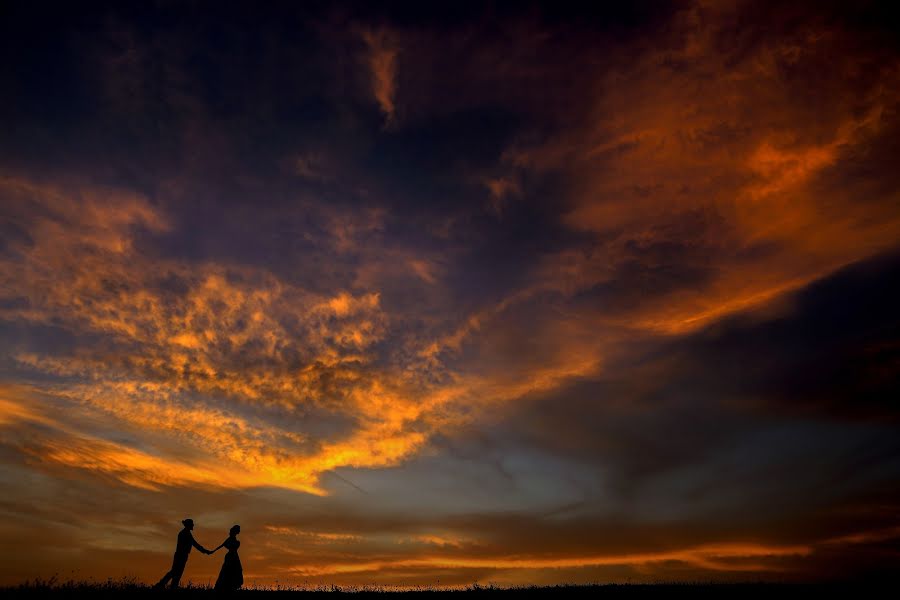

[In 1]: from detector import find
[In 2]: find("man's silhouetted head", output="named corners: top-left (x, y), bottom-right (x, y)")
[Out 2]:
top-left (182, 518), bottom-right (194, 530)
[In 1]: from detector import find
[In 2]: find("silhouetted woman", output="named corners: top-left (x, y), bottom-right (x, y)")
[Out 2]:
top-left (212, 524), bottom-right (243, 591)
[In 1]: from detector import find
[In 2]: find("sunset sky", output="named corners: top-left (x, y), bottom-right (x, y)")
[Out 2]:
top-left (2, 0), bottom-right (900, 587)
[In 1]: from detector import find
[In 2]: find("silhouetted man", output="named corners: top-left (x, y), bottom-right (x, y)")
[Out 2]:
top-left (154, 518), bottom-right (212, 589)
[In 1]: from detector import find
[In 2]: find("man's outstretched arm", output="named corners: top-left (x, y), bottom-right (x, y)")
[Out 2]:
top-left (190, 533), bottom-right (212, 554)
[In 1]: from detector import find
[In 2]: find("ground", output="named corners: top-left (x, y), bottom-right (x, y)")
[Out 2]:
top-left (2, 582), bottom-right (895, 598)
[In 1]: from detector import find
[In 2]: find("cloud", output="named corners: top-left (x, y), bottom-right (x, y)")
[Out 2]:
top-left (0, 175), bottom-right (605, 496)
top-left (291, 152), bottom-right (332, 182)
top-left (501, 0), bottom-right (900, 336)
top-left (483, 176), bottom-right (520, 215)
top-left (286, 541), bottom-right (813, 577)
top-left (0, 177), bottom-right (423, 493)
top-left (362, 28), bottom-right (399, 125)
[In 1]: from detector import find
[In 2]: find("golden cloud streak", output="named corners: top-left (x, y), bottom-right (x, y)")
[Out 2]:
top-left (287, 542), bottom-right (813, 576)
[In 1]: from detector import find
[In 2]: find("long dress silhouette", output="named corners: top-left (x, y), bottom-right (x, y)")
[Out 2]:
top-left (213, 525), bottom-right (243, 591)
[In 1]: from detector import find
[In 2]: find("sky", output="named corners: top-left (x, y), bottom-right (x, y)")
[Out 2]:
top-left (1, 0), bottom-right (899, 588)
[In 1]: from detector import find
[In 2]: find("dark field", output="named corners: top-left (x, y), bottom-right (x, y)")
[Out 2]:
top-left (2, 581), bottom-right (895, 598)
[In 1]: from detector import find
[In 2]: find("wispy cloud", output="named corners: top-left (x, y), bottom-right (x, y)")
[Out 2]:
top-left (362, 27), bottom-right (399, 126)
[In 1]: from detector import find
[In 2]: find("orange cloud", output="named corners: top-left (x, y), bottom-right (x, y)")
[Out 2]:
top-left (286, 542), bottom-right (813, 577)
top-left (2, 177), bottom-right (600, 495)
top-left (496, 2), bottom-right (900, 337)
top-left (362, 28), bottom-right (399, 125)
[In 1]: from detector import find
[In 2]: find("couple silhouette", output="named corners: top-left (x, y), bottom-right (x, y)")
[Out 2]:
top-left (154, 518), bottom-right (243, 591)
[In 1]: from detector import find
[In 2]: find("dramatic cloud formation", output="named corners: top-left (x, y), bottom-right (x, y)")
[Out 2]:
top-left (1, 0), bottom-right (899, 587)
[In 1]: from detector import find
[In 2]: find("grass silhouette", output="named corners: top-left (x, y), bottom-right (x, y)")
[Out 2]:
top-left (1, 577), bottom-right (889, 598)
